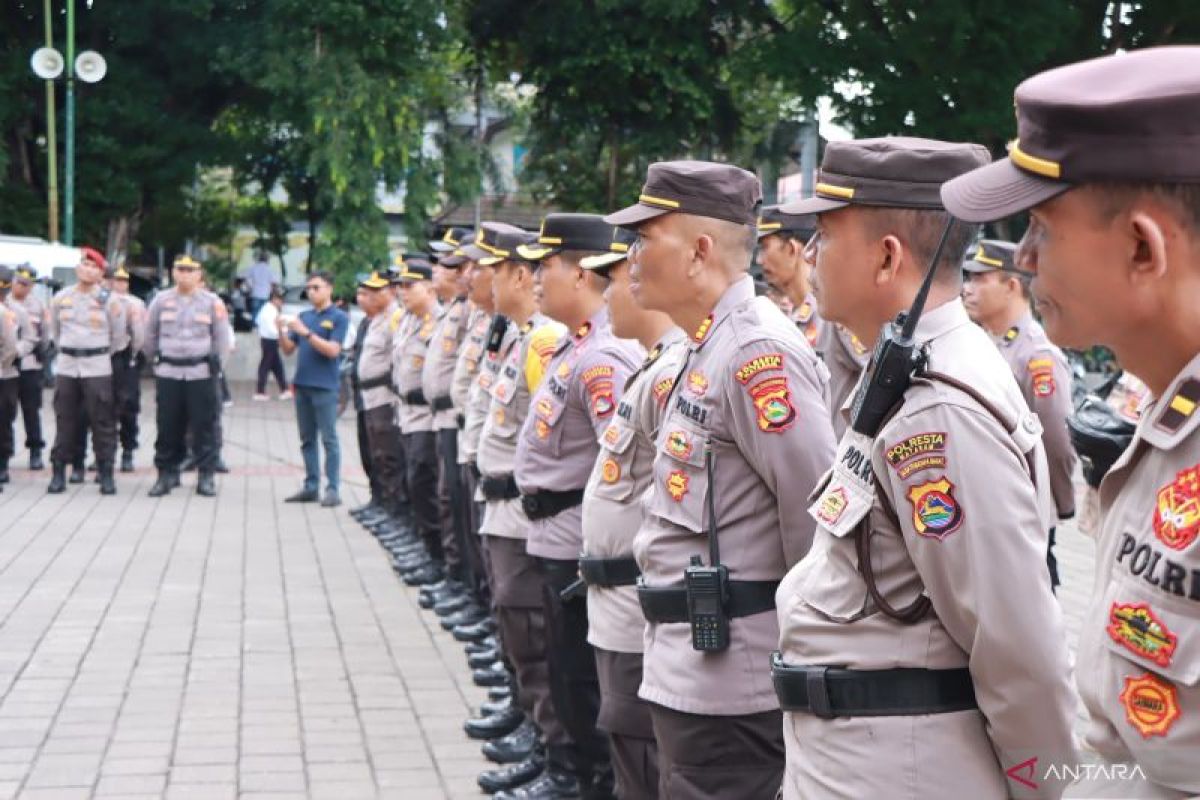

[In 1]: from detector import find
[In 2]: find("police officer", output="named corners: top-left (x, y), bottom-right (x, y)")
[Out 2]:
top-left (772, 137), bottom-right (1077, 799)
top-left (757, 204), bottom-right (869, 436)
top-left (11, 265), bottom-right (49, 470)
top-left (942, 45), bottom-right (1200, 799)
top-left (353, 271), bottom-right (409, 537)
top-left (422, 245), bottom-right (477, 610)
top-left (392, 259), bottom-right (445, 587)
top-left (0, 267), bottom-right (31, 485)
top-left (470, 222), bottom-right (569, 794)
top-left (962, 239), bottom-right (1076, 589)
top-left (109, 263), bottom-right (146, 473)
top-left (47, 247), bottom-right (129, 495)
top-left (578, 227), bottom-right (684, 799)
top-left (506, 214), bottom-right (643, 798)
top-left (143, 255), bottom-right (232, 497)
top-left (605, 161), bottom-right (836, 797)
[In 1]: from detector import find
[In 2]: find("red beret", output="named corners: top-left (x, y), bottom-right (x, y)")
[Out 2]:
top-left (80, 246), bottom-right (107, 269)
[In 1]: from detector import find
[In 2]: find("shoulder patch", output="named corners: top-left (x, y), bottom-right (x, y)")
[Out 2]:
top-left (1155, 378), bottom-right (1200, 434)
top-left (906, 477), bottom-right (963, 540)
top-left (735, 352), bottom-right (784, 384)
top-left (885, 432), bottom-right (947, 479)
top-left (582, 364), bottom-right (614, 384)
top-left (748, 376), bottom-right (796, 433)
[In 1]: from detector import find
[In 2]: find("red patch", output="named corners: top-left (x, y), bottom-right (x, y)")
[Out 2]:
top-left (588, 379), bottom-right (615, 419)
top-left (653, 377), bottom-right (675, 407)
top-left (1107, 603), bottom-right (1177, 667)
top-left (666, 470), bottom-right (689, 501)
top-left (748, 376), bottom-right (796, 433)
top-left (1153, 464), bottom-right (1200, 550)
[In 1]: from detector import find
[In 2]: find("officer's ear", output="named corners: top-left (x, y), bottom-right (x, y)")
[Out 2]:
top-left (875, 234), bottom-right (905, 288)
top-left (1126, 209), bottom-right (1169, 287)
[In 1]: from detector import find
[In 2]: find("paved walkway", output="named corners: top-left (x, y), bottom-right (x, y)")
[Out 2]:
top-left (0, 382), bottom-right (1100, 799)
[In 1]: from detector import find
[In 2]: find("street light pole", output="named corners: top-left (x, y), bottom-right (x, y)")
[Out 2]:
top-left (43, 0), bottom-right (59, 242)
top-left (64, 0), bottom-right (76, 246)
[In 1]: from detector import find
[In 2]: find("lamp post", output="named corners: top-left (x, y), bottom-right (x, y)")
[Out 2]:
top-left (64, 0), bottom-right (76, 245)
top-left (43, 0), bottom-right (59, 242)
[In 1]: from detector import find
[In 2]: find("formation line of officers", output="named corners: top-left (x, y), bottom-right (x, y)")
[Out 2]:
top-left (347, 47), bottom-right (1200, 800)
top-left (0, 248), bottom-right (232, 498)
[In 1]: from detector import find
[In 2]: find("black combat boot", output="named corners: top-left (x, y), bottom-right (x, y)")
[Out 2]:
top-left (0, 458), bottom-right (10, 484)
top-left (148, 470), bottom-right (174, 497)
top-left (120, 450), bottom-right (135, 473)
top-left (196, 470), bottom-right (216, 497)
top-left (29, 449), bottom-right (44, 470)
top-left (69, 461), bottom-right (85, 484)
top-left (47, 462), bottom-right (67, 493)
top-left (98, 462), bottom-right (116, 495)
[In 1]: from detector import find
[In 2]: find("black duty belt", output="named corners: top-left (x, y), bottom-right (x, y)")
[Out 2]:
top-left (403, 388), bottom-right (428, 406)
top-left (158, 354), bottom-right (210, 367)
top-left (480, 474), bottom-right (521, 501)
top-left (770, 653), bottom-right (977, 719)
top-left (430, 395), bottom-right (454, 412)
top-left (637, 580), bottom-right (779, 623)
top-left (61, 346), bottom-right (108, 358)
top-left (579, 555), bottom-right (641, 588)
top-left (521, 489), bottom-right (584, 521)
top-left (358, 374), bottom-right (391, 391)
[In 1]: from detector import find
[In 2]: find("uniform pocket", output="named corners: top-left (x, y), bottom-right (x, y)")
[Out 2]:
top-left (1101, 565), bottom-right (1200, 687)
top-left (532, 395), bottom-right (566, 455)
top-left (648, 421), bottom-right (708, 534)
top-left (592, 420), bottom-right (637, 502)
top-left (489, 376), bottom-right (520, 440)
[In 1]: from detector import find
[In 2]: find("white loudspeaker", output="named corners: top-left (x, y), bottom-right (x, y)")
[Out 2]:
top-left (30, 47), bottom-right (65, 80)
top-left (74, 51), bottom-right (107, 84)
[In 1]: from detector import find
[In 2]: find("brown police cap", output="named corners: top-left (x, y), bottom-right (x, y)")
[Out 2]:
top-left (962, 239), bottom-right (1020, 274)
top-left (517, 214), bottom-right (619, 261)
top-left (943, 46), bottom-right (1200, 222)
top-left (604, 160), bottom-right (762, 228)
top-left (579, 228), bottom-right (637, 275)
top-left (438, 232), bottom-right (475, 268)
top-left (756, 204), bottom-right (816, 240)
top-left (781, 137), bottom-right (991, 215)
top-left (461, 222), bottom-right (530, 263)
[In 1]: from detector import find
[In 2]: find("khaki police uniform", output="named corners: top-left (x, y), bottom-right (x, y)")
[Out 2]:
top-left (452, 302), bottom-right (494, 600)
top-left (0, 284), bottom-right (31, 477)
top-left (357, 280), bottom-right (406, 519)
top-left (393, 290), bottom-right (443, 561)
top-left (940, 46), bottom-right (1200, 799)
top-left (143, 285), bottom-right (232, 477)
top-left (13, 267), bottom-right (48, 461)
top-left (776, 137), bottom-right (1078, 799)
top-left (422, 294), bottom-right (473, 584)
top-left (48, 280), bottom-right (129, 470)
top-left (113, 283), bottom-right (147, 462)
top-left (582, 325), bottom-right (686, 799)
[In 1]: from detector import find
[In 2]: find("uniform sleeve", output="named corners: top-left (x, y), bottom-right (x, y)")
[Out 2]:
top-left (107, 297), bottom-right (130, 353)
top-left (128, 301), bottom-right (147, 354)
top-left (724, 339), bottom-right (837, 566)
top-left (142, 297), bottom-right (160, 359)
top-left (49, 296), bottom-right (61, 344)
top-left (877, 402), bottom-right (1078, 798)
top-left (13, 311), bottom-right (35, 360)
top-left (212, 298), bottom-right (233, 358)
top-left (575, 348), bottom-right (637, 438)
top-left (0, 311), bottom-right (17, 366)
top-left (1025, 350), bottom-right (1077, 519)
top-left (331, 311), bottom-right (350, 350)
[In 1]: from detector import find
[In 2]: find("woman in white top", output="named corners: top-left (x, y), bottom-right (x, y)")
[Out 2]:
top-left (254, 290), bottom-right (291, 400)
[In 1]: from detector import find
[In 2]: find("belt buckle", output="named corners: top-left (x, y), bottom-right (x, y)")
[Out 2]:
top-left (521, 494), bottom-right (541, 518)
top-left (806, 666), bottom-right (835, 720)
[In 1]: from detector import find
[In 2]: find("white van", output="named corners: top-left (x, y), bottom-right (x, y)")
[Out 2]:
top-left (0, 235), bottom-right (82, 287)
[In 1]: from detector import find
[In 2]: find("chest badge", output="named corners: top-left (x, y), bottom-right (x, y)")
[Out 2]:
top-left (666, 470), bottom-right (689, 502)
top-left (1107, 603), bottom-right (1177, 668)
top-left (1119, 673), bottom-right (1180, 738)
top-left (601, 459), bottom-right (621, 484)
top-left (665, 430), bottom-right (693, 461)
top-left (1153, 464), bottom-right (1200, 551)
top-left (686, 371), bottom-right (708, 397)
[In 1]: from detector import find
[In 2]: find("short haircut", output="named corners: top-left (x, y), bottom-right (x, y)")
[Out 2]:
top-left (1086, 182), bottom-right (1200, 232)
top-left (309, 270), bottom-right (334, 286)
top-left (860, 208), bottom-right (980, 285)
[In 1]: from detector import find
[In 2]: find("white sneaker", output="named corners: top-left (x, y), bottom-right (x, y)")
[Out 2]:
top-left (252, 393), bottom-right (269, 401)
top-left (279, 390), bottom-right (294, 401)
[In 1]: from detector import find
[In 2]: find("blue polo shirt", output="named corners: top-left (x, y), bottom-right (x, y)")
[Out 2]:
top-left (289, 305), bottom-right (349, 390)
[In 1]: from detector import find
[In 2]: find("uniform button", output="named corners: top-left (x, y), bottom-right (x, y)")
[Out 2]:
top-left (1023, 416), bottom-right (1037, 432)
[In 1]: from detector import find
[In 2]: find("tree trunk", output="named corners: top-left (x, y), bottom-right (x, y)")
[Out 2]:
top-left (605, 125), bottom-right (619, 212)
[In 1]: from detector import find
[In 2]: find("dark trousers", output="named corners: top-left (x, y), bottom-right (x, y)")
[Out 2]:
top-left (112, 351), bottom-right (141, 452)
top-left (436, 428), bottom-right (469, 580)
top-left (51, 375), bottom-right (117, 465)
top-left (356, 409), bottom-right (378, 501)
top-left (461, 464), bottom-right (490, 603)
top-left (363, 406), bottom-right (405, 515)
top-left (595, 649), bottom-right (658, 800)
top-left (257, 338), bottom-right (287, 394)
top-left (18, 369), bottom-right (44, 452)
top-left (1047, 526), bottom-right (1060, 592)
top-left (403, 430), bottom-right (440, 558)
top-left (649, 704), bottom-right (783, 800)
top-left (0, 377), bottom-right (19, 462)
top-left (488, 534), bottom-right (563, 744)
top-left (538, 557), bottom-right (609, 780)
top-left (154, 377), bottom-right (218, 472)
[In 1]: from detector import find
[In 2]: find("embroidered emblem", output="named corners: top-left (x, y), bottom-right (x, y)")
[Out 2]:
top-left (443, 337), bottom-right (457, 353)
top-left (1119, 673), bottom-right (1180, 738)
top-left (574, 321), bottom-right (593, 339)
top-left (666, 430), bottom-right (693, 461)
top-left (601, 459), bottom-right (621, 484)
top-left (536, 398), bottom-right (553, 419)
top-left (602, 424), bottom-right (620, 446)
top-left (1003, 326), bottom-right (1019, 345)
top-left (412, 356), bottom-right (425, 369)
top-left (495, 383), bottom-right (508, 400)
top-left (557, 361), bottom-right (571, 378)
top-left (494, 409), bottom-right (506, 425)
top-left (686, 371), bottom-right (708, 397)
top-left (320, 319), bottom-right (335, 330)
top-left (802, 320), bottom-right (819, 347)
top-left (885, 432), bottom-right (947, 479)
top-left (816, 487), bottom-right (848, 525)
top-left (592, 392), bottom-right (615, 418)
top-left (735, 353), bottom-right (784, 384)
top-left (536, 418), bottom-right (551, 440)
top-left (1032, 372), bottom-right (1056, 397)
top-left (653, 377), bottom-right (675, 407)
top-left (666, 470), bottom-right (689, 502)
top-left (692, 314), bottom-right (713, 343)
top-left (796, 300), bottom-right (813, 323)
top-left (1156, 378), bottom-right (1200, 433)
top-left (1107, 603), bottom-right (1177, 667)
top-left (749, 377), bottom-right (796, 433)
top-left (847, 330), bottom-right (868, 357)
top-left (906, 477), bottom-right (964, 540)
top-left (1153, 464), bottom-right (1200, 551)
top-left (582, 365), bottom-right (614, 383)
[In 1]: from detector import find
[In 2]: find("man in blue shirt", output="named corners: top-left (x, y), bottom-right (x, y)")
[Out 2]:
top-left (278, 270), bottom-right (349, 506)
